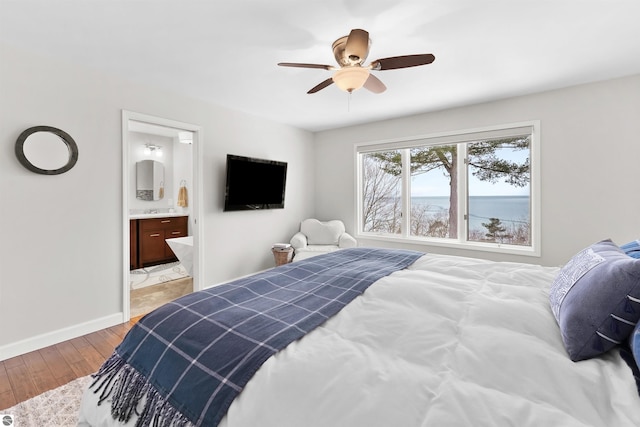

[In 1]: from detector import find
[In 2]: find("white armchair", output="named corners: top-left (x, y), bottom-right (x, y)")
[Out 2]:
top-left (290, 219), bottom-right (357, 261)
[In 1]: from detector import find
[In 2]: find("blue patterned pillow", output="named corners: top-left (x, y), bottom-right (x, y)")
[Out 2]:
top-left (620, 321), bottom-right (640, 396)
top-left (549, 239), bottom-right (640, 361)
top-left (629, 322), bottom-right (640, 392)
top-left (621, 240), bottom-right (640, 259)
top-left (633, 322), bottom-right (640, 361)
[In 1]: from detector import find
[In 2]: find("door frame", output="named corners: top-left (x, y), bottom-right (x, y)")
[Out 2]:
top-left (121, 110), bottom-right (204, 321)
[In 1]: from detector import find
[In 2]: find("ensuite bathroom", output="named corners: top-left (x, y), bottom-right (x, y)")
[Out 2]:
top-left (127, 121), bottom-right (195, 317)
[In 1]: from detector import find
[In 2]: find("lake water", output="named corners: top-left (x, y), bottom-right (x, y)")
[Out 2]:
top-left (412, 196), bottom-right (530, 231)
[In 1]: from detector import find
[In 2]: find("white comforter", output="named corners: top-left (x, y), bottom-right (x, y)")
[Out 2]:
top-left (80, 253), bottom-right (640, 427)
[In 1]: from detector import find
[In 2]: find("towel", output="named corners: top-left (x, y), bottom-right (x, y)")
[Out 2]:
top-left (177, 185), bottom-right (188, 207)
top-left (158, 185), bottom-right (164, 199)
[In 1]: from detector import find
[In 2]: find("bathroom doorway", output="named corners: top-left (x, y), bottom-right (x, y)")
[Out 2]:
top-left (122, 111), bottom-right (203, 321)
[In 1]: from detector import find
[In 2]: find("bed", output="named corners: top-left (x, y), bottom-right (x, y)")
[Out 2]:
top-left (78, 244), bottom-right (640, 427)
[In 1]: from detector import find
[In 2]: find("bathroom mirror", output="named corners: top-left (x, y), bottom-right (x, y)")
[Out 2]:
top-left (15, 126), bottom-right (79, 175)
top-left (136, 160), bottom-right (165, 201)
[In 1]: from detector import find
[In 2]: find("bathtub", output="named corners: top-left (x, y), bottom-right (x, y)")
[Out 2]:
top-left (165, 235), bottom-right (193, 277)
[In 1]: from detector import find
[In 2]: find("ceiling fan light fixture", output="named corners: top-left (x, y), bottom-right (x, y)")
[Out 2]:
top-left (278, 28), bottom-right (434, 95)
top-left (333, 67), bottom-right (370, 93)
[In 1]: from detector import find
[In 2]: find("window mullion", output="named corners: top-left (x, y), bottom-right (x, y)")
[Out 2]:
top-left (401, 149), bottom-right (411, 237)
top-left (457, 143), bottom-right (468, 243)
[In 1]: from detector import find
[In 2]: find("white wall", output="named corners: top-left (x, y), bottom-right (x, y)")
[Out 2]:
top-left (0, 43), bottom-right (315, 359)
top-left (172, 138), bottom-right (193, 220)
top-left (313, 74), bottom-right (640, 267)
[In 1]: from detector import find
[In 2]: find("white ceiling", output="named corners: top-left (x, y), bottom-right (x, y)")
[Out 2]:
top-left (2, 0), bottom-right (640, 132)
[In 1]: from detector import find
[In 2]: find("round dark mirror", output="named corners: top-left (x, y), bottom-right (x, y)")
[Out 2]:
top-left (15, 126), bottom-right (79, 175)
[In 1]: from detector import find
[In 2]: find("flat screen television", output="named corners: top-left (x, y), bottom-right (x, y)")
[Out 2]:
top-left (223, 154), bottom-right (288, 211)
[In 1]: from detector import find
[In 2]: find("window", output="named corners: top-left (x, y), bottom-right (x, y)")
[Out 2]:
top-left (356, 122), bottom-right (539, 256)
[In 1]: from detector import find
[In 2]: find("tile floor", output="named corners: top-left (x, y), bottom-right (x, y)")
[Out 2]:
top-left (130, 276), bottom-right (193, 318)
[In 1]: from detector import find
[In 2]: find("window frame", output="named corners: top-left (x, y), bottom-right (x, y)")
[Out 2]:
top-left (354, 121), bottom-right (541, 257)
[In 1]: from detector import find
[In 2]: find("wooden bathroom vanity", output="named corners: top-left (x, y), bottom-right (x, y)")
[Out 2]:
top-left (130, 214), bottom-right (188, 270)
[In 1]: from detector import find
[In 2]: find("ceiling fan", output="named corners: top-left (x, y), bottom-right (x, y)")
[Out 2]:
top-left (278, 29), bottom-right (435, 94)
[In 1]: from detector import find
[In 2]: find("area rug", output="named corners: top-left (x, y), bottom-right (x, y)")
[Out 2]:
top-left (2, 375), bottom-right (92, 427)
top-left (130, 261), bottom-right (189, 290)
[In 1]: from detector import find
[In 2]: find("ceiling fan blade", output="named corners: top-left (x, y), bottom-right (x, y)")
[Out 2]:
top-left (371, 54), bottom-right (435, 71)
top-left (278, 62), bottom-right (333, 70)
top-left (363, 74), bottom-right (386, 94)
top-left (307, 78), bottom-right (334, 94)
top-left (344, 29), bottom-right (370, 64)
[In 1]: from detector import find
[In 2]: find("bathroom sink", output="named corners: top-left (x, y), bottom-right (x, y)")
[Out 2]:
top-left (129, 212), bottom-right (188, 220)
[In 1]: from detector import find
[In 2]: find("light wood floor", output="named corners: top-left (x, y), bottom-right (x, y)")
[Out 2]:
top-left (0, 318), bottom-right (137, 411)
top-left (0, 277), bottom-right (193, 411)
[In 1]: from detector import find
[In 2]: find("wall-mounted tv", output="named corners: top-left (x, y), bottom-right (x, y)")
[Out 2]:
top-left (223, 154), bottom-right (288, 211)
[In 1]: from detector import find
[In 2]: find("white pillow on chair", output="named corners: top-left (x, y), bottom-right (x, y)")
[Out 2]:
top-left (300, 219), bottom-right (345, 245)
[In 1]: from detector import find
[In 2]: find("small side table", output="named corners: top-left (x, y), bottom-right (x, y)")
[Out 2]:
top-left (272, 247), bottom-right (294, 266)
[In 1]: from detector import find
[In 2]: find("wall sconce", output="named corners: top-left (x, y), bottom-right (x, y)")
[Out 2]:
top-left (144, 144), bottom-right (163, 157)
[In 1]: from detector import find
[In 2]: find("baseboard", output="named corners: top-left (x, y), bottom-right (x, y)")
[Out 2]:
top-left (0, 313), bottom-right (124, 362)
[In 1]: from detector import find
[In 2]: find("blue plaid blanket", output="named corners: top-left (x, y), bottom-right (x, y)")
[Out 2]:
top-left (91, 247), bottom-right (423, 427)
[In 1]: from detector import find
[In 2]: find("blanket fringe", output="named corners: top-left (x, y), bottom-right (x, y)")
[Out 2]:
top-left (90, 352), bottom-right (193, 427)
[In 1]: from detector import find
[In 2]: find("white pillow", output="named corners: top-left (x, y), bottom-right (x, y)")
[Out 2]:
top-left (300, 219), bottom-right (345, 245)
